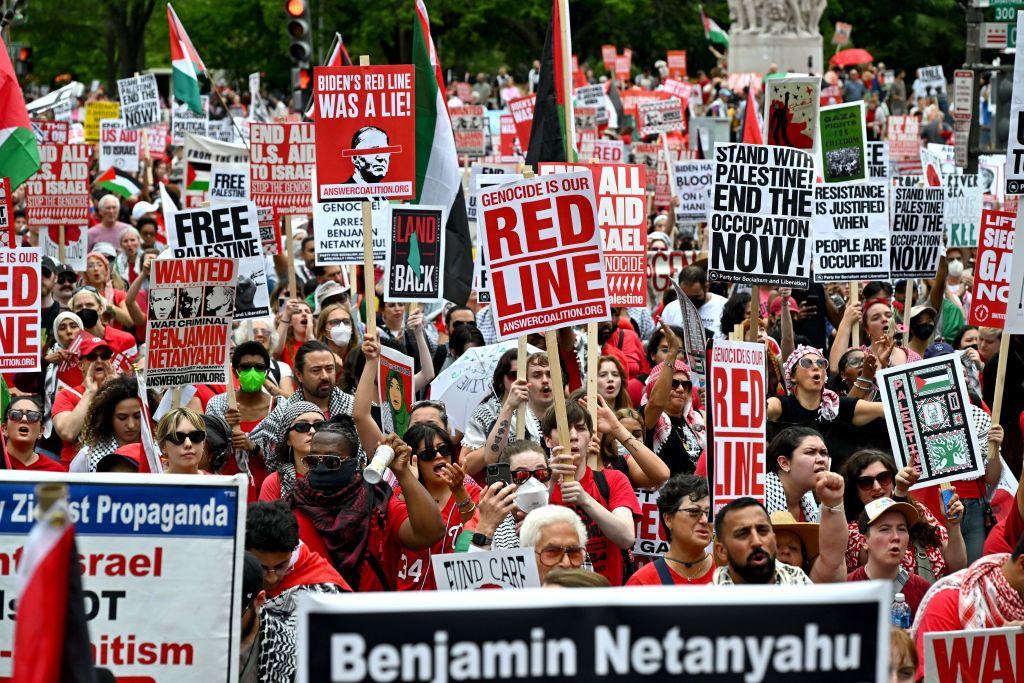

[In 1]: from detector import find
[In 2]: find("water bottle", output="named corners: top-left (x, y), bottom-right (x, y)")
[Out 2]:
top-left (890, 593), bottom-right (911, 628)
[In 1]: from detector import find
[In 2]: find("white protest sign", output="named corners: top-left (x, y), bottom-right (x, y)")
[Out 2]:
top-left (914, 65), bottom-right (947, 98)
top-left (0, 248), bottom-right (41, 372)
top-left (812, 183), bottom-right (889, 282)
top-left (924, 627), bottom-right (1024, 683)
top-left (467, 165), bottom-right (522, 223)
top-left (633, 488), bottom-right (668, 557)
top-left (99, 119), bottom-right (140, 173)
top-left (944, 174), bottom-right (982, 247)
top-left (209, 162), bottom-right (251, 205)
top-left (574, 84), bottom-right (608, 125)
top-left (39, 225), bottom-right (88, 271)
top-left (171, 97), bottom-right (209, 146)
top-left (431, 548), bottom-right (541, 590)
top-left (866, 141), bottom-right (890, 182)
top-left (890, 178), bottom-right (945, 279)
top-left (1006, 201), bottom-right (1024, 333)
top-left (592, 139), bottom-right (624, 163)
top-left (312, 190), bottom-right (388, 266)
top-left (117, 73), bottom-right (161, 129)
top-left (636, 98), bottom-right (684, 138)
top-left (1007, 14), bottom-right (1024, 195)
top-left (672, 159), bottom-right (714, 225)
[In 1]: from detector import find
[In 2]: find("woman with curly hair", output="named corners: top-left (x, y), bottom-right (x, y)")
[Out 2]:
top-left (73, 375), bottom-right (143, 472)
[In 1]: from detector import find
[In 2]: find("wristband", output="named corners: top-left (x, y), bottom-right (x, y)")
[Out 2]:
top-left (824, 502), bottom-right (844, 513)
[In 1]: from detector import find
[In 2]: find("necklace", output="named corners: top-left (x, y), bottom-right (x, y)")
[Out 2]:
top-left (664, 554), bottom-right (708, 569)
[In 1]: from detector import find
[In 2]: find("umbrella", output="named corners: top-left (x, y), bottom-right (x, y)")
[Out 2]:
top-left (830, 48), bottom-right (874, 68)
top-left (429, 340), bottom-right (542, 434)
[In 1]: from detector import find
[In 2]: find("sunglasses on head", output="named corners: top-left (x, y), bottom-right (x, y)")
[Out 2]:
top-left (302, 454), bottom-right (344, 470)
top-left (8, 409), bottom-right (41, 424)
top-left (289, 420), bottom-right (325, 434)
top-left (164, 430), bottom-right (206, 446)
top-left (798, 357), bottom-right (829, 370)
top-left (511, 466), bottom-right (552, 485)
top-left (671, 378), bottom-right (692, 391)
top-left (84, 349), bottom-right (113, 361)
top-left (856, 471), bottom-right (894, 491)
top-left (416, 444), bottom-right (453, 462)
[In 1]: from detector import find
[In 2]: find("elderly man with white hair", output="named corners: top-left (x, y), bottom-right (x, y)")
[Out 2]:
top-left (88, 194), bottom-right (133, 249)
top-left (519, 505), bottom-right (590, 583)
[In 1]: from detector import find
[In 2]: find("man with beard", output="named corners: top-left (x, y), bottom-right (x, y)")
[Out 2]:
top-left (658, 266), bottom-right (728, 340)
top-left (52, 262), bottom-right (77, 309)
top-left (344, 126), bottom-right (393, 186)
top-left (712, 497), bottom-right (812, 585)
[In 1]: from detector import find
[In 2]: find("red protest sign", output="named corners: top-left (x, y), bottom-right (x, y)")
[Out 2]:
top-left (508, 95), bottom-right (535, 153)
top-left (30, 120), bottom-right (69, 145)
top-left (592, 139), bottom-right (624, 163)
top-left (666, 51), bottom-right (687, 79)
top-left (451, 106), bottom-right (487, 157)
top-left (250, 122), bottom-right (315, 215)
top-left (601, 45), bottom-right (617, 72)
top-left (709, 340), bottom-right (766, 514)
top-left (312, 65), bottom-right (416, 201)
top-left (539, 162), bottom-right (647, 306)
top-left (924, 627), bottom-right (1024, 683)
top-left (969, 209), bottom-right (1015, 328)
top-left (636, 98), bottom-right (685, 138)
top-left (256, 205), bottom-right (282, 256)
top-left (144, 124), bottom-right (169, 161)
top-left (479, 172), bottom-right (609, 339)
top-left (615, 55), bottom-right (631, 82)
top-left (887, 116), bottom-right (921, 161)
top-left (647, 250), bottom-right (700, 294)
top-left (500, 115), bottom-right (517, 156)
top-left (24, 144), bottom-right (91, 226)
top-left (633, 488), bottom-right (669, 557)
top-left (661, 78), bottom-right (694, 103)
top-left (0, 248), bottom-right (41, 372)
top-left (0, 178), bottom-right (14, 249)
top-left (619, 87), bottom-right (664, 116)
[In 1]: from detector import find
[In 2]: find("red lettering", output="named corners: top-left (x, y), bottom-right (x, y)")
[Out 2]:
top-left (731, 367), bottom-right (751, 428)
top-left (522, 198), bottom-right (558, 253)
top-left (572, 252), bottom-right (604, 300)
top-left (535, 258), bottom-right (571, 308)
top-left (932, 636), bottom-right (986, 683)
top-left (484, 206), bottom-right (522, 258)
top-left (983, 634), bottom-right (1015, 682)
top-left (556, 194), bottom-right (596, 245)
top-left (712, 366), bottom-right (728, 422)
top-left (492, 269), bottom-right (522, 317)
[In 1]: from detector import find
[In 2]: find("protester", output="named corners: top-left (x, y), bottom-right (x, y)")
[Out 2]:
top-left (519, 505), bottom-right (590, 583)
top-left (51, 336), bottom-right (117, 466)
top-left (542, 568), bottom-right (611, 587)
top-left (595, 355), bottom-right (632, 410)
top-left (468, 440), bottom-right (549, 551)
top-left (589, 397), bottom-right (668, 488)
top-left (72, 376), bottom-right (143, 472)
top-left (155, 407), bottom-right (207, 475)
top-left (259, 401), bottom-right (325, 500)
top-left (477, 352), bottom-right (554, 464)
top-left (315, 302), bottom-right (357, 364)
top-left (627, 475), bottom-right (713, 585)
top-left (69, 286), bottom-right (137, 359)
top-left (460, 348), bottom-right (517, 475)
top-left (712, 497), bottom-right (812, 585)
top-left (659, 266), bottom-right (727, 337)
top-left (274, 298), bottom-right (315, 368)
top-left (2, 396), bottom-right (63, 471)
top-left (88, 194), bottom-right (132, 247)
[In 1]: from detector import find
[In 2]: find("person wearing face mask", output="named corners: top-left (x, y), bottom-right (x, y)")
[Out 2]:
top-left (315, 303), bottom-right (358, 363)
top-left (259, 402), bottom-right (325, 501)
top-left (82, 251), bottom-right (133, 328)
top-left (905, 305), bottom-right (940, 359)
top-left (69, 286), bottom-right (138, 362)
top-left (286, 419), bottom-right (444, 591)
top-left (658, 266), bottom-right (728, 339)
top-left (51, 336), bottom-right (118, 466)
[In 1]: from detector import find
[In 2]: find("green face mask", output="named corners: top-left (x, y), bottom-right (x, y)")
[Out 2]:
top-left (238, 368), bottom-right (267, 393)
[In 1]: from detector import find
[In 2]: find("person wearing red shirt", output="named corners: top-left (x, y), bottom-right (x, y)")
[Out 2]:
top-left (3, 396), bottom-right (65, 472)
top-left (544, 400), bottom-right (640, 586)
top-left (628, 474), bottom-right (713, 586)
top-left (52, 337), bottom-right (118, 466)
top-left (984, 455), bottom-right (1024, 556)
top-left (384, 423), bottom-right (481, 590)
top-left (599, 314), bottom-right (649, 379)
top-left (69, 286), bottom-right (138, 362)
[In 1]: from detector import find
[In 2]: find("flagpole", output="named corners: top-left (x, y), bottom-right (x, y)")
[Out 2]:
top-left (208, 79), bottom-right (250, 152)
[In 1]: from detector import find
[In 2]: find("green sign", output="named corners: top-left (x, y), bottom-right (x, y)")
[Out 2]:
top-left (818, 102), bottom-right (867, 184)
top-left (993, 5), bottom-right (1019, 20)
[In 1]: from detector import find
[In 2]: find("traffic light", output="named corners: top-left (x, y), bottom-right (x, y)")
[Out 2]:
top-left (14, 45), bottom-right (32, 77)
top-left (286, 0), bottom-right (312, 63)
top-left (291, 66), bottom-right (312, 111)
top-left (994, 70), bottom-right (1014, 150)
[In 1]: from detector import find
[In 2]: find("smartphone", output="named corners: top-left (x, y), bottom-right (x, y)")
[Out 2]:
top-left (485, 462), bottom-right (511, 486)
top-left (940, 486), bottom-right (956, 518)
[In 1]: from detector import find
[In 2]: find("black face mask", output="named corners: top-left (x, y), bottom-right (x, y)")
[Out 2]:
top-left (307, 457), bottom-right (359, 491)
top-left (687, 294), bottom-right (707, 309)
top-left (911, 322), bottom-right (935, 340)
top-left (77, 308), bottom-right (99, 328)
top-left (964, 343), bottom-right (979, 351)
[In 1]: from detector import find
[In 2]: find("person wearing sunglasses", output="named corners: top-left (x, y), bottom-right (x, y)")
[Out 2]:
top-left (51, 262), bottom-right (79, 309)
top-left (155, 408), bottom-right (208, 475)
top-left (627, 475), bottom-right (713, 586)
top-left (82, 251), bottom-right (134, 328)
top-left (3, 396), bottom-right (64, 471)
top-left (520, 504), bottom-right (591, 584)
top-left (259, 402), bottom-right (325, 501)
top-left (72, 376), bottom-right (144, 473)
top-left (383, 423), bottom-right (480, 591)
top-left (52, 335), bottom-right (119, 467)
top-left (841, 450), bottom-right (967, 582)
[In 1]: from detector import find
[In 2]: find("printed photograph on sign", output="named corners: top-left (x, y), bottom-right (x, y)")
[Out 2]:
top-left (379, 345), bottom-right (415, 437)
top-left (0, 248), bottom-right (41, 372)
top-left (818, 101), bottom-right (867, 184)
top-left (385, 205), bottom-right (447, 302)
top-left (451, 106), bottom-right (487, 157)
top-left (312, 65), bottom-right (416, 201)
top-left (636, 98), bottom-right (685, 138)
top-left (762, 77), bottom-right (820, 151)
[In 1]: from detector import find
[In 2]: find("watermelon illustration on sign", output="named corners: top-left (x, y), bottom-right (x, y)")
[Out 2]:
top-left (47, 225), bottom-right (81, 244)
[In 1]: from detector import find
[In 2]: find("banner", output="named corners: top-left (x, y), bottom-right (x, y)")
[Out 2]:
top-left (384, 205), bottom-right (447, 302)
top-left (312, 65), bottom-right (416, 201)
top-left (39, 225), bottom-right (88, 271)
top-left (0, 177), bottom-right (13, 249)
top-left (430, 548), bottom-right (541, 590)
top-left (171, 98), bottom-right (209, 146)
top-left (451, 106), bottom-right (487, 157)
top-left (632, 488), bottom-right (668, 557)
top-left (84, 101), bottom-right (119, 144)
top-left (866, 141), bottom-right (890, 182)
top-left (819, 102), bottom-right (867, 184)
top-left (636, 98), bottom-right (684, 138)
top-left (30, 119), bottom-right (68, 145)
top-left (876, 354), bottom-right (985, 489)
top-left (970, 209), bottom-right (1014, 327)
top-left (709, 143), bottom-right (814, 288)
top-left (295, 583), bottom-right (890, 683)
top-left (379, 345), bottom-right (414, 437)
top-left (250, 122), bottom-right (315, 215)
top-left (708, 340), bottom-right (766, 514)
top-left (811, 183), bottom-right (889, 282)
top-left (479, 172), bottom-right (609, 339)
top-left (209, 163), bottom-right (250, 204)
top-left (672, 160), bottom-right (714, 225)
top-left (145, 257), bottom-right (237, 388)
top-left (206, 119), bottom-right (238, 144)
top-left (924, 627), bottom-right (1023, 683)
top-left (890, 179), bottom-right (945, 279)
top-left (99, 119), bottom-right (141, 173)
top-left (763, 77), bottom-right (820, 150)
top-left (0, 471), bottom-right (246, 681)
top-left (666, 50), bottom-right (687, 79)
top-left (944, 174), bottom-right (982, 247)
top-left (312, 195), bottom-right (388, 265)
top-left (117, 73), bottom-right (161, 129)
top-left (887, 116), bottom-right (921, 162)
top-left (0, 248), bottom-right (41, 372)
top-left (539, 162), bottom-right (647, 306)
top-left (508, 95), bottom-right (536, 152)
top-left (183, 132), bottom-right (249, 208)
top-left (164, 202), bottom-right (269, 319)
top-left (647, 250), bottom-right (699, 295)
top-left (24, 144), bottom-right (91, 226)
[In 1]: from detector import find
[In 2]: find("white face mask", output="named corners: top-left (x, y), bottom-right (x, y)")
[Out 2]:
top-left (947, 259), bottom-right (964, 278)
top-left (330, 323), bottom-right (352, 347)
top-left (514, 477), bottom-right (549, 513)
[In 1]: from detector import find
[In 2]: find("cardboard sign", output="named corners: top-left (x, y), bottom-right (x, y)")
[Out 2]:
top-left (969, 209), bottom-right (1014, 327)
top-left (164, 201), bottom-right (269, 320)
top-left (467, 166), bottom-right (522, 222)
top-left (312, 65), bottom-right (416, 201)
top-left (636, 98), bottom-right (684, 138)
top-left (30, 119), bottom-right (68, 145)
top-left (887, 116), bottom-right (921, 162)
top-left (479, 171), bottom-right (609, 339)
top-left (171, 98), bottom-right (209, 146)
top-left (145, 257), bottom-right (237, 388)
top-left (379, 345), bottom-right (415, 437)
top-left (256, 205), bottom-right (281, 256)
top-left (24, 144), bottom-right (91, 226)
top-left (0, 177), bottom-right (13, 249)
top-left (666, 50), bottom-right (687, 79)
top-left (877, 354), bottom-right (985, 489)
top-left (914, 65), bottom-right (947, 98)
top-left (0, 471), bottom-right (246, 681)
top-left (183, 132), bottom-right (249, 208)
top-left (592, 139), bottom-right (624, 163)
top-left (866, 141), bottom-right (890, 182)
top-left (811, 183), bottom-right (889, 282)
top-left (0, 248), bottom-right (41, 372)
top-left (508, 95), bottom-right (535, 153)
top-left (84, 101), bottom-right (120, 144)
top-left (924, 627), bottom-right (1023, 683)
top-left (673, 160), bottom-right (714, 225)
top-left (430, 548), bottom-right (541, 590)
top-left (890, 181), bottom-right (945, 279)
top-left (944, 174), bottom-right (982, 247)
top-left (574, 84), bottom-right (608, 125)
top-left (117, 73), bottom-right (161, 129)
top-left (312, 195), bottom-right (388, 265)
top-left (763, 77), bottom-right (820, 151)
top-left (819, 102), bottom-right (867, 184)
top-left (384, 205), bottom-right (446, 302)
top-left (40, 225), bottom-right (88, 271)
top-left (249, 122), bottom-right (315, 215)
top-left (632, 488), bottom-right (668, 557)
top-left (575, 106), bottom-right (598, 143)
top-left (709, 143), bottom-right (814, 288)
top-left (539, 163), bottom-right (647, 306)
top-left (708, 340), bottom-right (766, 513)
top-left (209, 163), bottom-right (250, 204)
top-left (451, 106), bottom-right (487, 157)
top-left (99, 119), bottom-right (141, 173)
top-left (295, 583), bottom-right (890, 682)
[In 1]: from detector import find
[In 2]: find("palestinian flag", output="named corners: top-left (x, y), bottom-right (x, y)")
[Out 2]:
top-left (185, 162), bottom-right (209, 192)
top-left (95, 166), bottom-right (141, 198)
top-left (12, 498), bottom-right (95, 682)
top-left (742, 87), bottom-right (763, 144)
top-left (168, 3), bottom-right (206, 115)
top-left (700, 5), bottom-right (729, 48)
top-left (412, 0), bottom-right (474, 305)
top-left (914, 367), bottom-right (953, 393)
top-left (525, 0), bottom-right (576, 166)
top-left (0, 34), bottom-right (40, 190)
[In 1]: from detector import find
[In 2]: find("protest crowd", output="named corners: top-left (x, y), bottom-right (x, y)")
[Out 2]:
top-left (2, 1), bottom-right (1024, 682)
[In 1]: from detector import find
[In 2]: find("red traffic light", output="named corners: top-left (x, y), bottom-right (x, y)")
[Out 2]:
top-left (297, 68), bottom-right (312, 90)
top-left (18, 47), bottom-right (30, 61)
top-left (286, 0), bottom-right (305, 17)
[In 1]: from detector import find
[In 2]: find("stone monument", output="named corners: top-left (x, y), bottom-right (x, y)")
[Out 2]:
top-left (727, 0), bottom-right (827, 75)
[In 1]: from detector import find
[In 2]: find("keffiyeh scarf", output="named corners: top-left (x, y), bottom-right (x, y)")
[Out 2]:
top-left (912, 554), bottom-right (1024, 633)
top-left (784, 345), bottom-right (840, 422)
top-left (641, 359), bottom-right (706, 459)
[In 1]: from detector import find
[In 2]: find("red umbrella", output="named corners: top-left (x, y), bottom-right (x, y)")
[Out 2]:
top-left (830, 48), bottom-right (874, 68)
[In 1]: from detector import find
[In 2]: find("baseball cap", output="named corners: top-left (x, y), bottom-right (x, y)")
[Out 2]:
top-left (314, 280), bottom-right (347, 315)
top-left (79, 336), bottom-right (113, 357)
top-left (770, 295), bottom-right (799, 316)
top-left (41, 256), bottom-right (58, 274)
top-left (924, 341), bottom-right (955, 359)
top-left (95, 443), bottom-right (143, 473)
top-left (769, 511), bottom-right (819, 560)
top-left (241, 552), bottom-right (263, 612)
top-left (131, 200), bottom-right (159, 221)
top-left (857, 497), bottom-right (920, 534)
top-left (909, 304), bottom-right (936, 321)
